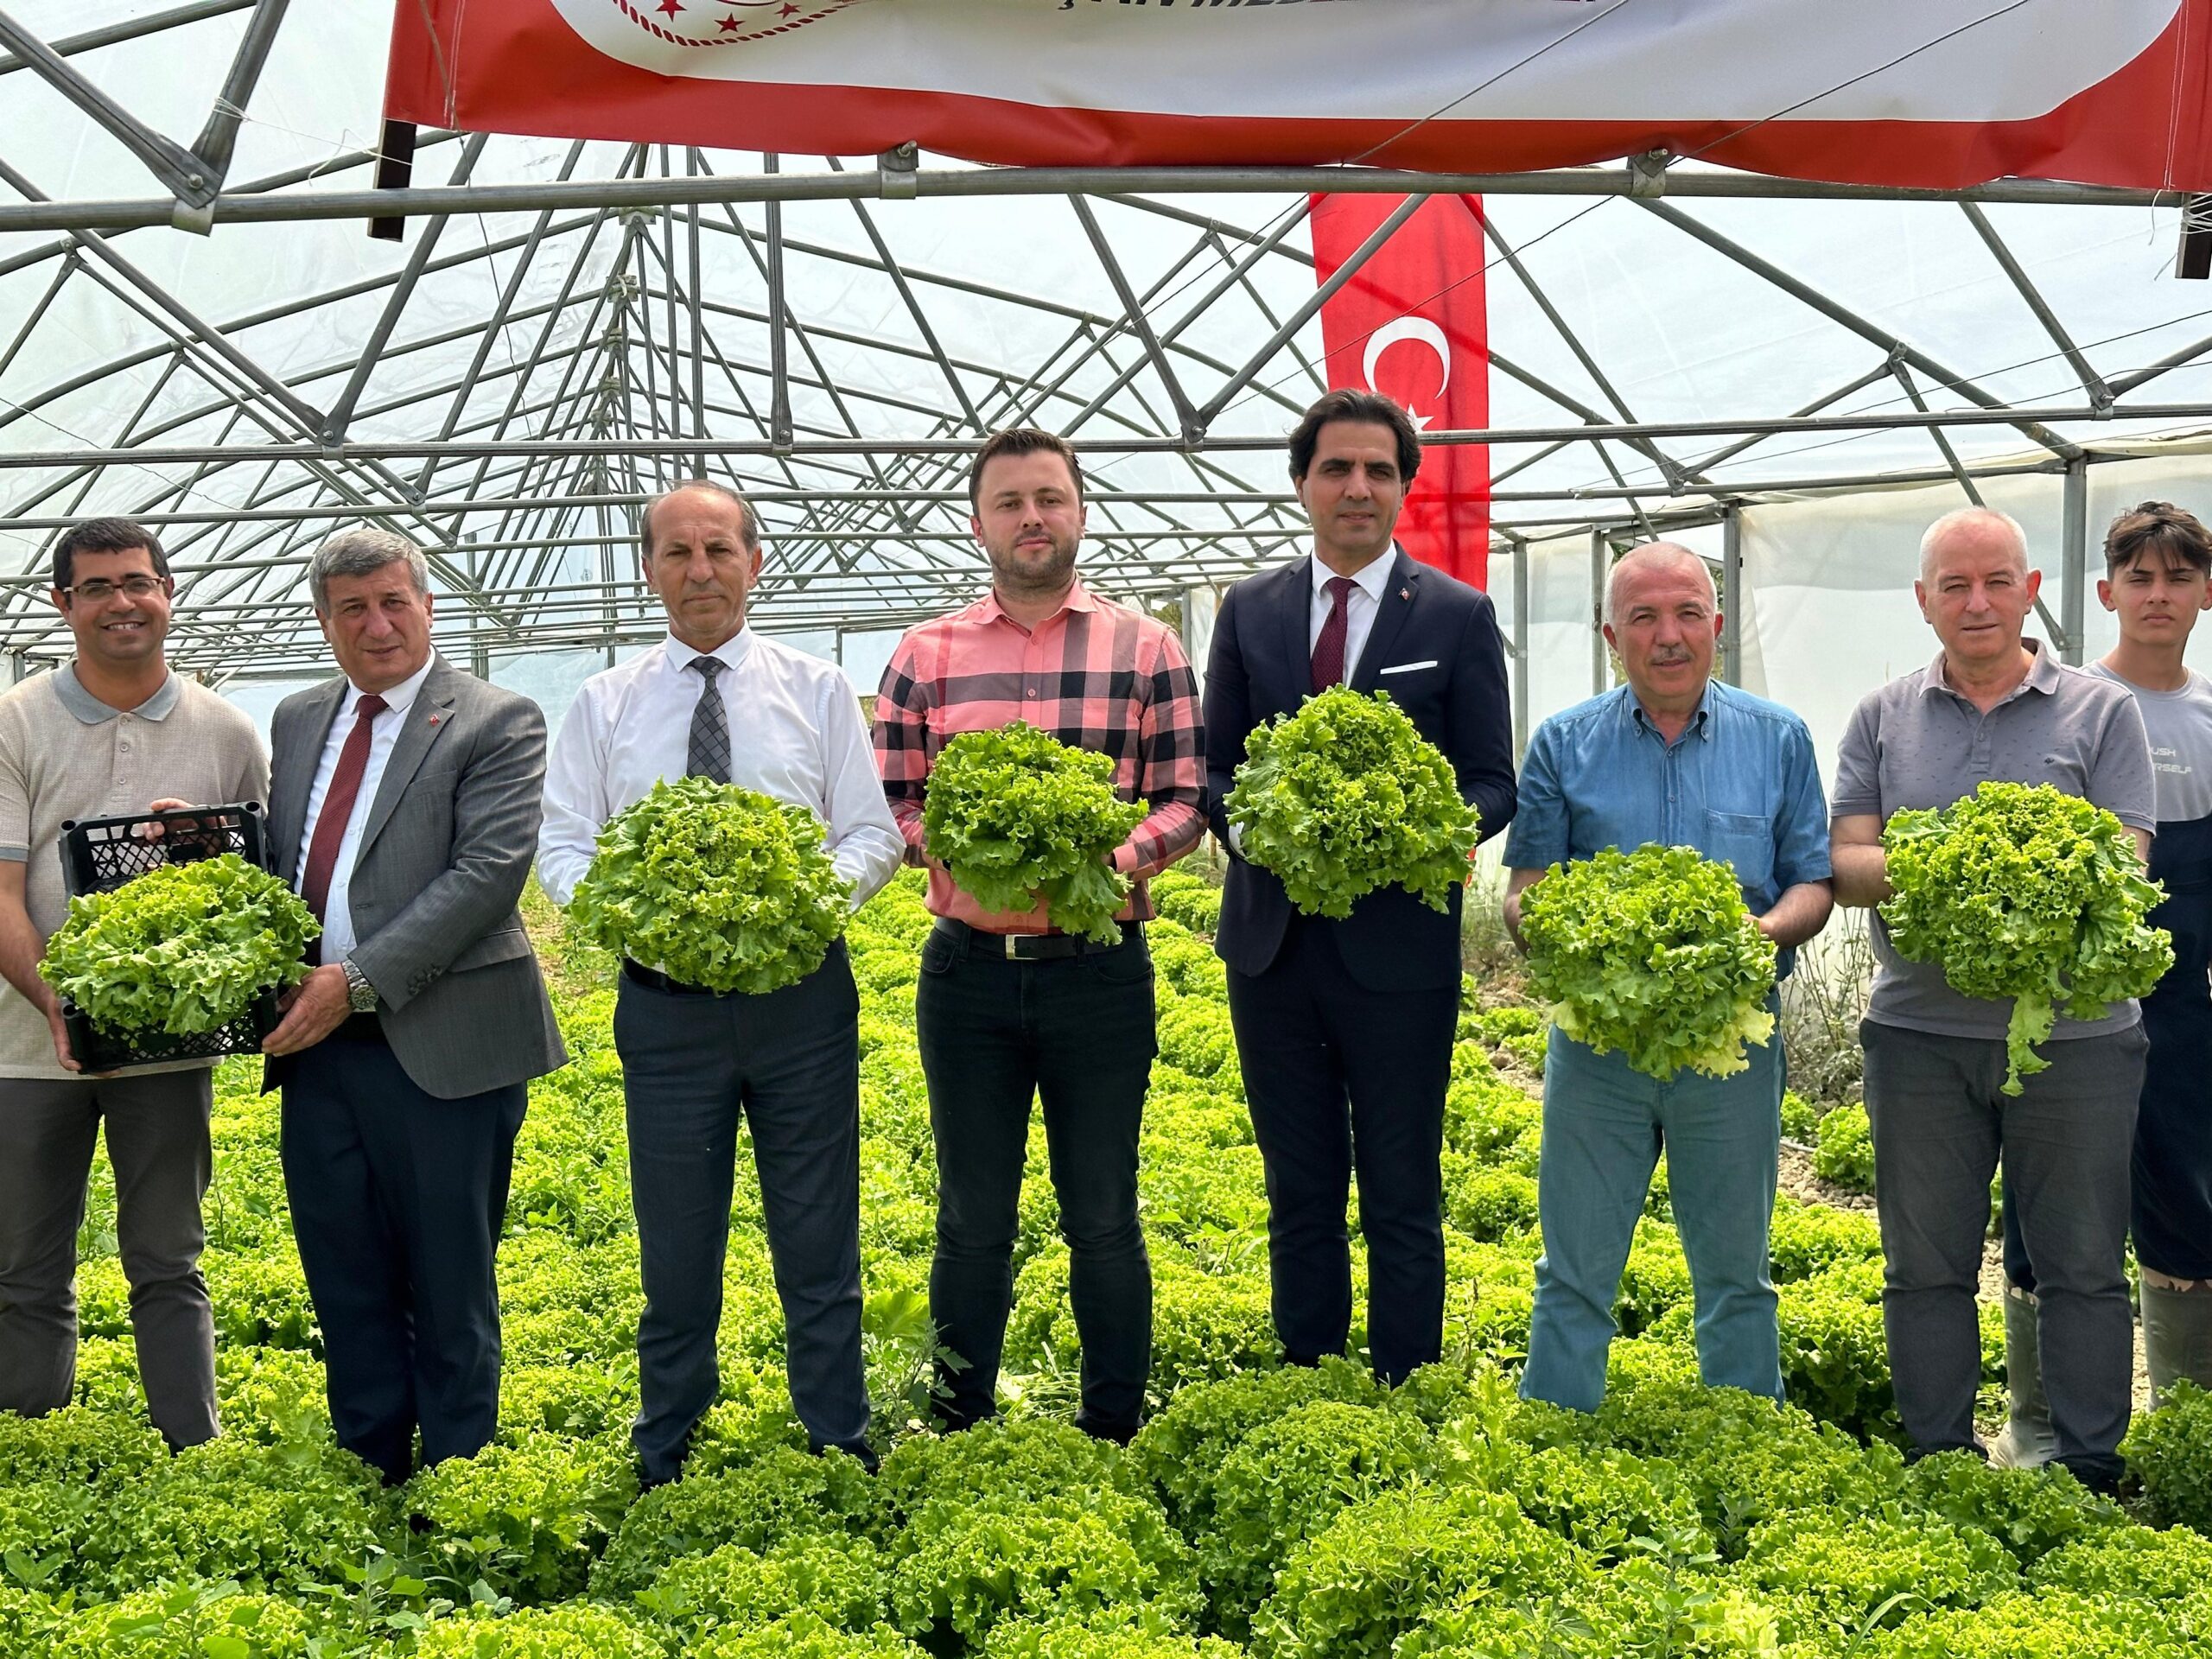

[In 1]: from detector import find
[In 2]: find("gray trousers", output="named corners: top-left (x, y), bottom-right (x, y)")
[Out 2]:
top-left (0, 1067), bottom-right (217, 1447)
top-left (1860, 1019), bottom-right (2145, 1486)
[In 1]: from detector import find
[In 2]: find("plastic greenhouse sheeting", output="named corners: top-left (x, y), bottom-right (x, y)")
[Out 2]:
top-left (7, 3), bottom-right (2212, 744)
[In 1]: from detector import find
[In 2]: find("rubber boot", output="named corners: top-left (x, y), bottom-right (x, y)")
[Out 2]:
top-left (2141, 1275), bottom-right (2212, 1408)
top-left (1988, 1285), bottom-right (2057, 1468)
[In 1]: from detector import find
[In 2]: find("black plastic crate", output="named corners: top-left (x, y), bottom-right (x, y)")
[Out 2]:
top-left (62, 988), bottom-right (283, 1075)
top-left (54, 801), bottom-right (288, 1073)
top-left (60, 801), bottom-right (269, 898)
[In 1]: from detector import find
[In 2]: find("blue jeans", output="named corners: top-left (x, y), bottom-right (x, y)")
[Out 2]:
top-left (1522, 1024), bottom-right (1783, 1413)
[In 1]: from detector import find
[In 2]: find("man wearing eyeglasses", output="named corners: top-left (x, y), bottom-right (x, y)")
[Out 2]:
top-left (0, 517), bottom-right (267, 1449)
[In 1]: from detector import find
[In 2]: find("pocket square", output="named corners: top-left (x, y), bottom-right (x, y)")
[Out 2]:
top-left (1377, 659), bottom-right (1439, 676)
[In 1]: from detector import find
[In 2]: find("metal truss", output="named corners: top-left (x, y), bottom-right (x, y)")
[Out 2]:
top-left (7, 4), bottom-right (2212, 683)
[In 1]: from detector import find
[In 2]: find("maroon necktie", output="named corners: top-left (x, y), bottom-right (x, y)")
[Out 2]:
top-left (301, 693), bottom-right (389, 930)
top-left (1310, 575), bottom-right (1357, 693)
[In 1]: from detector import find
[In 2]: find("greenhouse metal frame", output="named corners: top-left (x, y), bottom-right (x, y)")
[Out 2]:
top-left (8, 0), bottom-right (2212, 696)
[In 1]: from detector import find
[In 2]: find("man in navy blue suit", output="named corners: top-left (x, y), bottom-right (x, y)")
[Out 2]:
top-left (1204, 390), bottom-right (1516, 1384)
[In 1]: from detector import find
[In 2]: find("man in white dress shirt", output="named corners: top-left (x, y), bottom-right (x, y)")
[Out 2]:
top-left (539, 480), bottom-right (903, 1482)
top-left (258, 527), bottom-right (564, 1484)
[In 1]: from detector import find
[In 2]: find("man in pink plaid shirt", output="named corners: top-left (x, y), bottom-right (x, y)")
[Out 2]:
top-left (874, 426), bottom-right (1205, 1442)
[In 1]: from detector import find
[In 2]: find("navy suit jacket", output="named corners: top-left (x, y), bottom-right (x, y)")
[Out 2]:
top-left (1204, 550), bottom-right (1516, 992)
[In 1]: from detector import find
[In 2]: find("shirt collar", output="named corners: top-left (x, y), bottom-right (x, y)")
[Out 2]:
top-left (1310, 550), bottom-right (1396, 607)
top-left (54, 662), bottom-right (181, 725)
top-left (973, 575), bottom-right (1098, 629)
top-left (1627, 679), bottom-right (1719, 742)
top-left (664, 629), bottom-right (756, 676)
top-left (346, 652), bottom-right (435, 716)
top-left (1925, 638), bottom-right (2058, 705)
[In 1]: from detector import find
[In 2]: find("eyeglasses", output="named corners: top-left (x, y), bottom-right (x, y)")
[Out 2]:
top-left (59, 575), bottom-right (168, 603)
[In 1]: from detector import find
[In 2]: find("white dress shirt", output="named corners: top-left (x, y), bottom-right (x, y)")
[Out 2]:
top-left (537, 629), bottom-right (905, 912)
top-left (295, 653), bottom-right (435, 964)
top-left (1309, 549), bottom-right (1397, 683)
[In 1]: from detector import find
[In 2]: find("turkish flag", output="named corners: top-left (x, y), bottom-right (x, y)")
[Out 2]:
top-left (384, 2), bottom-right (2212, 192)
top-left (1311, 194), bottom-right (1491, 589)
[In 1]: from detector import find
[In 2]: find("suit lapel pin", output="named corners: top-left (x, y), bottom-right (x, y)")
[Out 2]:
top-left (1399, 588), bottom-right (1411, 600)
top-left (427, 715), bottom-right (441, 728)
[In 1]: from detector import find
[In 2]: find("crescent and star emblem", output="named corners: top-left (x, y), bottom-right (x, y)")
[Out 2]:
top-left (1361, 317), bottom-right (1453, 432)
top-left (621, 0), bottom-right (855, 45)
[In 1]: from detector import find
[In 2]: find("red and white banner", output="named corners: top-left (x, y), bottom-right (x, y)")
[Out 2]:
top-left (387, 0), bottom-right (2212, 192)
top-left (1312, 195), bottom-right (1490, 590)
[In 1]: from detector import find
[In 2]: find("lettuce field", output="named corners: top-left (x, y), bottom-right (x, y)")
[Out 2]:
top-left (6, 868), bottom-right (2212, 1658)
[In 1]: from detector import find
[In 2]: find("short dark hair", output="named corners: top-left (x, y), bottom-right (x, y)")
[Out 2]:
top-left (640, 479), bottom-right (760, 563)
top-left (1287, 390), bottom-right (1423, 485)
top-left (308, 526), bottom-right (430, 613)
top-left (2104, 500), bottom-right (2212, 577)
top-left (52, 517), bottom-right (168, 593)
top-left (968, 428), bottom-right (1084, 510)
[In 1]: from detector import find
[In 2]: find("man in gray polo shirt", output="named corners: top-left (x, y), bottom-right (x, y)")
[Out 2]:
top-left (1831, 505), bottom-right (2154, 1494)
top-left (0, 518), bottom-right (267, 1448)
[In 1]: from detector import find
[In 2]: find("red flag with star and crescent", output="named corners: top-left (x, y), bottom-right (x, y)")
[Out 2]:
top-left (382, 3), bottom-right (2212, 191)
top-left (1310, 194), bottom-right (1491, 590)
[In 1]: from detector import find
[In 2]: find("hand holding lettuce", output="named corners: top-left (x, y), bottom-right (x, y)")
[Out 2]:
top-left (1520, 843), bottom-right (1778, 1081)
top-left (1225, 687), bottom-right (1479, 918)
top-left (569, 775), bottom-right (851, 994)
top-left (40, 854), bottom-right (319, 1039)
top-left (923, 722), bottom-right (1146, 944)
top-left (1880, 780), bottom-right (2171, 1095)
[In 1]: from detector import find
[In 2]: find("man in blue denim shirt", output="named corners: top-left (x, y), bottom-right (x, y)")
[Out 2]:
top-left (1503, 543), bottom-right (1834, 1411)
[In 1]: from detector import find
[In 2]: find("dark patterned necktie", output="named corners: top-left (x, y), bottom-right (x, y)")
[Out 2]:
top-left (685, 657), bottom-right (731, 783)
top-left (1310, 575), bottom-right (1357, 692)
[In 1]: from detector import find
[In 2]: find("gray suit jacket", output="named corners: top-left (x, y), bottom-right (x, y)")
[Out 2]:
top-left (264, 656), bottom-right (567, 1100)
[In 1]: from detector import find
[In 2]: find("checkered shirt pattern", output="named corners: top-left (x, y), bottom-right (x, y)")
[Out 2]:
top-left (874, 579), bottom-right (1206, 933)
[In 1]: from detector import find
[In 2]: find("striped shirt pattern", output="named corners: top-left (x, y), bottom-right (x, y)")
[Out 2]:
top-left (874, 579), bottom-right (1206, 932)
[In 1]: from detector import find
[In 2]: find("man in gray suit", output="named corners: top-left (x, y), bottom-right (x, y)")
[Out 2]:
top-left (258, 526), bottom-right (566, 1484)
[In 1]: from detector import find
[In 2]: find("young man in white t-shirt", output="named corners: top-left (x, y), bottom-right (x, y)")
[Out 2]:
top-left (1994, 500), bottom-right (2212, 1464)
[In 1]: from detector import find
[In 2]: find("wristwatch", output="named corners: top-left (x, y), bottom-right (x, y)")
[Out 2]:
top-left (339, 957), bottom-right (378, 1014)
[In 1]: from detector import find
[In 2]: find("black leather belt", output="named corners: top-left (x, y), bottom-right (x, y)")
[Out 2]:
top-left (623, 959), bottom-right (711, 995)
top-left (622, 941), bottom-right (846, 997)
top-left (935, 917), bottom-right (1139, 961)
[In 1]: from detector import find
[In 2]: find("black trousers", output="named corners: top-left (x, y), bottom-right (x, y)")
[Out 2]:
top-left (616, 944), bottom-right (868, 1481)
top-left (915, 921), bottom-right (1156, 1439)
top-left (280, 1025), bottom-right (526, 1484)
top-left (1227, 915), bottom-right (1457, 1385)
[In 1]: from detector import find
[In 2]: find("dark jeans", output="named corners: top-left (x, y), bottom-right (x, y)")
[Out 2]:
top-left (617, 944), bottom-right (867, 1481)
top-left (1861, 1018), bottom-right (2145, 1487)
top-left (282, 1027), bottom-right (526, 1484)
top-left (0, 1068), bottom-right (216, 1448)
top-left (915, 921), bottom-right (1156, 1439)
top-left (1227, 916), bottom-right (1456, 1385)
top-left (2005, 812), bottom-right (2212, 1286)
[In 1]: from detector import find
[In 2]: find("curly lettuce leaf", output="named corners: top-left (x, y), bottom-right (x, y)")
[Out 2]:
top-left (1521, 843), bottom-right (1777, 1081)
top-left (569, 776), bottom-right (852, 995)
top-left (1224, 687), bottom-right (1480, 919)
top-left (922, 722), bottom-right (1146, 945)
top-left (1880, 780), bottom-right (2171, 1095)
top-left (39, 852), bottom-right (319, 1038)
